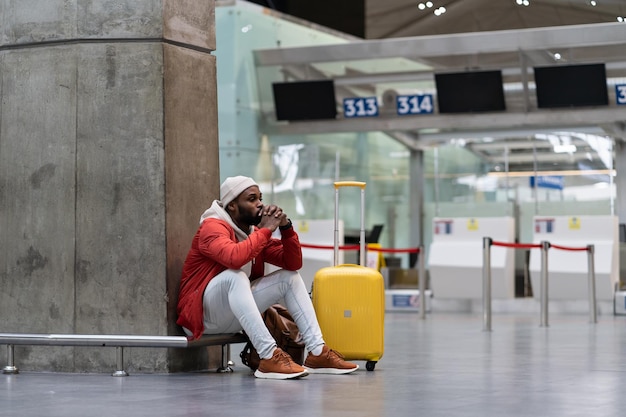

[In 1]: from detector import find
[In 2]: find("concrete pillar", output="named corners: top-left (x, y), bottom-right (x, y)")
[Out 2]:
top-left (0, 0), bottom-right (219, 373)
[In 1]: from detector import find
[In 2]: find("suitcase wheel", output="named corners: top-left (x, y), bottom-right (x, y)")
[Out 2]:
top-left (366, 361), bottom-right (377, 371)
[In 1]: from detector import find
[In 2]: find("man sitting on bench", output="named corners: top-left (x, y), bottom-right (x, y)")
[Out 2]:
top-left (176, 176), bottom-right (358, 380)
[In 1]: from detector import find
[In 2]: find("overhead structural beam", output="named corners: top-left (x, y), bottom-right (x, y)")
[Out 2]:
top-left (260, 107), bottom-right (626, 140)
top-left (423, 126), bottom-right (605, 143)
top-left (254, 22), bottom-right (626, 66)
top-left (488, 152), bottom-right (596, 164)
top-left (468, 137), bottom-right (602, 151)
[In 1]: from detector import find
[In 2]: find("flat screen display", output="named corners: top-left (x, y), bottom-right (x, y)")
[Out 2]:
top-left (434, 70), bottom-right (506, 113)
top-left (272, 80), bottom-right (337, 121)
top-left (534, 63), bottom-right (608, 108)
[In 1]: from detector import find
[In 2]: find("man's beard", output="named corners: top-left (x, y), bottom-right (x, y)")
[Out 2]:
top-left (239, 205), bottom-right (262, 226)
top-left (249, 213), bottom-right (262, 226)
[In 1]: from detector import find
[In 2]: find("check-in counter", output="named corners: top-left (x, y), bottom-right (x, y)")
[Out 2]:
top-left (428, 217), bottom-right (516, 299)
top-left (528, 215), bottom-right (618, 301)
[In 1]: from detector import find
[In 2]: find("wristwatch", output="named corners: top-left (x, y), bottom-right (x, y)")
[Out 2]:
top-left (279, 219), bottom-right (293, 231)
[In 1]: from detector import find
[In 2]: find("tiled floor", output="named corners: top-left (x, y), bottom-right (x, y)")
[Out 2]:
top-left (2, 310), bottom-right (626, 417)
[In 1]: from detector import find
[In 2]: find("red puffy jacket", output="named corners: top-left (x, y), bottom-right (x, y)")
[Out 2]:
top-left (176, 219), bottom-right (303, 340)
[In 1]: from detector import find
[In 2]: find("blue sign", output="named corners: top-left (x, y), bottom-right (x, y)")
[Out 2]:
top-left (343, 97), bottom-right (379, 118)
top-left (392, 294), bottom-right (419, 308)
top-left (617, 85), bottom-right (626, 105)
top-left (396, 94), bottom-right (434, 115)
top-left (530, 175), bottom-right (564, 190)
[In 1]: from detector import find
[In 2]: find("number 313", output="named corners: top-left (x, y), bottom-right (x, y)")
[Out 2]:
top-left (616, 85), bottom-right (626, 105)
top-left (343, 97), bottom-right (379, 117)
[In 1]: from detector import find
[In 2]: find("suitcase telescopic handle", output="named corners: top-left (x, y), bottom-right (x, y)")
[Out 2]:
top-left (333, 181), bottom-right (366, 267)
top-left (334, 181), bottom-right (366, 189)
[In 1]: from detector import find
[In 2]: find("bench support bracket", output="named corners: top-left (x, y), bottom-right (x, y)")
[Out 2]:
top-left (112, 347), bottom-right (129, 377)
top-left (2, 345), bottom-right (18, 375)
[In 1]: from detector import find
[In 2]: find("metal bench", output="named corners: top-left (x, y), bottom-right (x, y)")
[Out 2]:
top-left (0, 332), bottom-right (249, 376)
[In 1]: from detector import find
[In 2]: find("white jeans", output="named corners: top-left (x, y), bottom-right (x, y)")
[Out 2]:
top-left (201, 268), bottom-right (325, 360)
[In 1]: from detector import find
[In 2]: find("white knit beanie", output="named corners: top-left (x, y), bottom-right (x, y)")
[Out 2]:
top-left (220, 176), bottom-right (258, 208)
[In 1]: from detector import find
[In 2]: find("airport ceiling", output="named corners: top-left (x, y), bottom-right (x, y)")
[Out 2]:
top-left (245, 0), bottom-right (626, 39)
top-left (366, 0), bottom-right (626, 38)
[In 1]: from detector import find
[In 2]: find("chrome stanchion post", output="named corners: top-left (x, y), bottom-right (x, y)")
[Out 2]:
top-left (587, 244), bottom-right (598, 324)
top-left (482, 237), bottom-right (492, 332)
top-left (418, 246), bottom-right (426, 320)
top-left (540, 241), bottom-right (550, 328)
top-left (2, 345), bottom-right (19, 374)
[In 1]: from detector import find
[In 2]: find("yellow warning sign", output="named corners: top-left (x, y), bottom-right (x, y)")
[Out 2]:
top-left (568, 217), bottom-right (581, 230)
top-left (467, 218), bottom-right (479, 231)
top-left (297, 220), bottom-right (309, 233)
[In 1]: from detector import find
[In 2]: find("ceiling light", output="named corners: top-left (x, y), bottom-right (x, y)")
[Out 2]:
top-left (618, 16), bottom-right (625, 23)
top-left (516, 0), bottom-right (530, 6)
top-left (434, 6), bottom-right (446, 16)
top-left (590, 0), bottom-right (597, 6)
top-left (426, 1), bottom-right (433, 7)
top-left (418, 3), bottom-right (426, 10)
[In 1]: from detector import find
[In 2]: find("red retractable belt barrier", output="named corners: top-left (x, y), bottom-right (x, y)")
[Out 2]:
top-left (490, 241), bottom-right (542, 250)
top-left (550, 243), bottom-right (589, 251)
top-left (300, 243), bottom-right (421, 254)
top-left (366, 247), bottom-right (420, 254)
top-left (489, 240), bottom-right (590, 252)
top-left (300, 243), bottom-right (360, 251)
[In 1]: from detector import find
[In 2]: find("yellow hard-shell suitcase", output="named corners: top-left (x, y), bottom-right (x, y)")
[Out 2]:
top-left (312, 181), bottom-right (385, 371)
